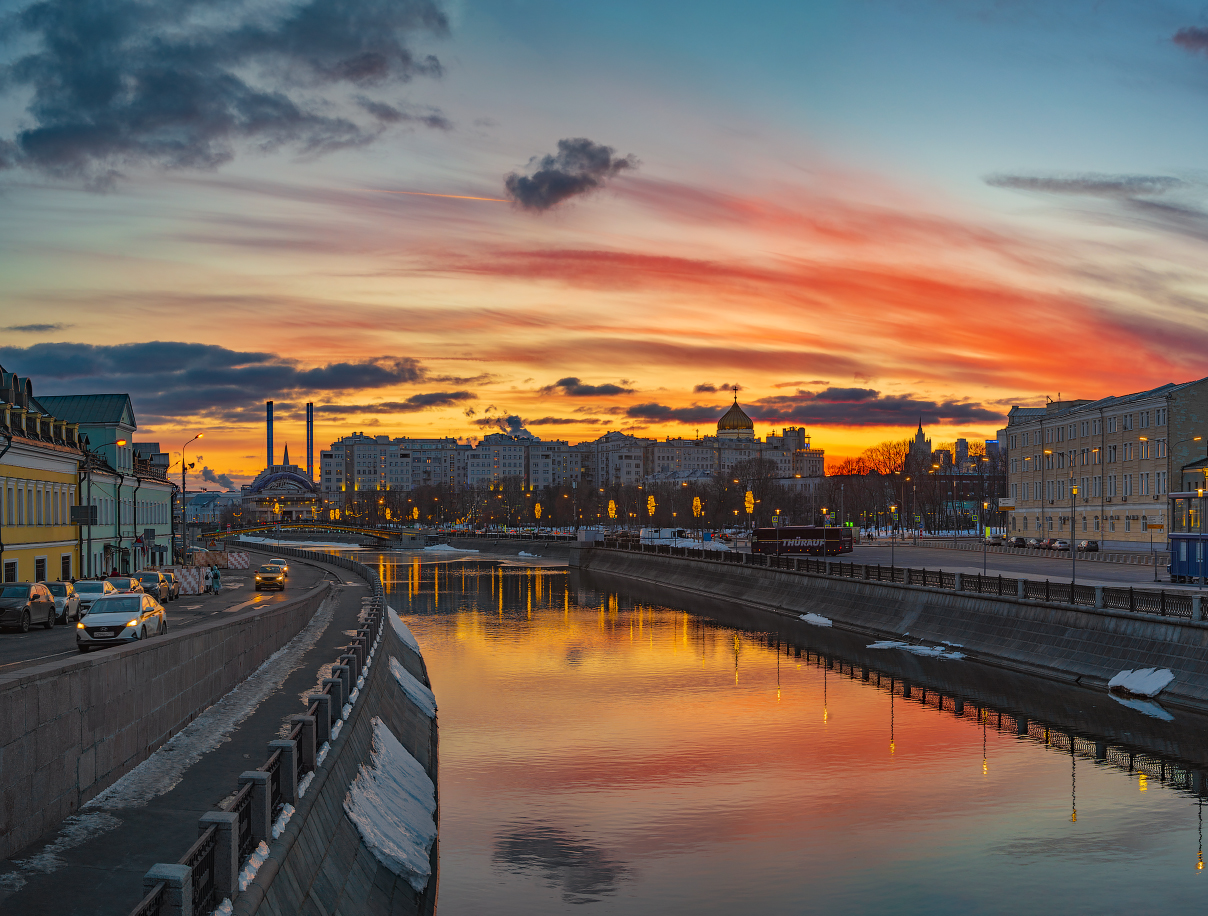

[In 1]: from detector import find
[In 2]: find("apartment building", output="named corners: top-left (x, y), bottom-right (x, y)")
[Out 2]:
top-left (1001, 377), bottom-right (1208, 546)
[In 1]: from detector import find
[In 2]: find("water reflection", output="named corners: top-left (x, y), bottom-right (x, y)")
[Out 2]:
top-left (342, 550), bottom-right (1208, 914)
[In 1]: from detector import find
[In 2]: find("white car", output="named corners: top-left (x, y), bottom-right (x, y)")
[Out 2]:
top-left (77, 593), bottom-right (167, 652)
top-left (74, 579), bottom-right (117, 615)
top-left (268, 559), bottom-right (290, 578)
top-left (46, 582), bottom-right (80, 623)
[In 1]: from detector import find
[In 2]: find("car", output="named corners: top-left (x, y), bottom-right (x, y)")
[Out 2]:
top-left (74, 579), bottom-right (117, 615)
top-left (267, 559), bottom-right (289, 578)
top-left (105, 576), bottom-right (144, 594)
top-left (254, 565), bottom-right (286, 591)
top-left (163, 571), bottom-right (181, 600)
top-left (0, 583), bottom-right (56, 632)
top-left (45, 581), bottom-right (80, 623)
top-left (1052, 539), bottom-right (1071, 551)
top-left (1025, 537), bottom-right (1043, 548)
top-left (135, 571), bottom-right (170, 602)
top-left (1009, 536), bottom-right (1028, 548)
top-left (77, 592), bottom-right (167, 652)
top-left (984, 535), bottom-right (1003, 546)
top-left (1078, 540), bottom-right (1100, 552)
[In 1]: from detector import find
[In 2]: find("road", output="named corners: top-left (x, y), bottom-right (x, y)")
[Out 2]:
top-left (850, 542), bottom-right (1179, 587)
top-left (0, 550), bottom-right (322, 674)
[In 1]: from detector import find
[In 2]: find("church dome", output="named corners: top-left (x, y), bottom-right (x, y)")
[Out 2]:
top-left (717, 394), bottom-right (754, 433)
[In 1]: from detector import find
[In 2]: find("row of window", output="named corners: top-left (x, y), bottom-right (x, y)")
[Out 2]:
top-left (3, 483), bottom-right (75, 527)
top-left (1009, 408), bottom-right (1167, 449)
top-left (1011, 471), bottom-right (1169, 501)
top-left (2, 554), bottom-right (73, 583)
top-left (1010, 515), bottom-right (1149, 533)
top-left (1013, 438), bottom-right (1168, 472)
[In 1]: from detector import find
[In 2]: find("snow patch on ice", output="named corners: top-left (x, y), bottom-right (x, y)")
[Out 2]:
top-left (238, 841), bottom-right (270, 892)
top-left (518, 551), bottom-right (538, 557)
top-left (388, 607), bottom-right (422, 653)
top-left (798, 613), bottom-right (832, 627)
top-left (1109, 692), bottom-right (1175, 721)
top-left (422, 544), bottom-right (479, 553)
top-left (88, 591), bottom-right (340, 808)
top-left (344, 717), bottom-right (437, 892)
top-left (866, 641), bottom-right (964, 660)
top-left (271, 803), bottom-right (295, 840)
top-left (867, 641), bottom-right (906, 650)
top-left (1108, 668), bottom-right (1174, 698)
top-left (297, 772), bottom-right (315, 798)
top-left (390, 656), bottom-right (437, 718)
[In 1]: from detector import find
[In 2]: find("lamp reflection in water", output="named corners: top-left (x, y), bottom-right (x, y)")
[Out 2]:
top-left (1071, 748), bottom-right (1077, 823)
top-left (1199, 795), bottom-right (1204, 872)
top-left (889, 684), bottom-right (894, 755)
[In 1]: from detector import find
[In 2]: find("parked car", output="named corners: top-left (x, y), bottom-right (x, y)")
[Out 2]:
top-left (1052, 539), bottom-right (1071, 551)
top-left (163, 571), bottom-right (181, 600)
top-left (254, 564), bottom-right (286, 591)
top-left (105, 576), bottom-right (144, 594)
top-left (267, 559), bottom-right (290, 578)
top-left (1025, 537), bottom-right (1043, 548)
top-left (46, 581), bottom-right (80, 623)
top-left (984, 535), bottom-right (1003, 546)
top-left (0, 583), bottom-right (56, 632)
top-left (1078, 540), bottom-right (1100, 552)
top-left (1009, 536), bottom-right (1028, 548)
top-left (77, 592), bottom-right (167, 652)
top-left (74, 579), bottom-right (117, 615)
top-left (135, 570), bottom-right (170, 602)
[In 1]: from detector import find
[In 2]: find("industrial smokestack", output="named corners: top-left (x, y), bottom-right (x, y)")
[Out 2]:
top-left (306, 402), bottom-right (314, 479)
top-left (267, 400), bottom-right (274, 468)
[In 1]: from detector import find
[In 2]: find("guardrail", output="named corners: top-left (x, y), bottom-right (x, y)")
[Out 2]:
top-left (128, 547), bottom-right (388, 916)
top-left (597, 540), bottom-right (1202, 621)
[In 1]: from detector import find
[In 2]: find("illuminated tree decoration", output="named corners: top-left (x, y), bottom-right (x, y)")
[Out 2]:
top-left (412, 506), bottom-right (420, 521)
top-left (692, 496), bottom-right (702, 517)
top-left (647, 495), bottom-right (656, 516)
top-left (534, 503), bottom-right (543, 519)
top-left (608, 499), bottom-right (617, 519)
top-left (744, 491), bottom-right (755, 514)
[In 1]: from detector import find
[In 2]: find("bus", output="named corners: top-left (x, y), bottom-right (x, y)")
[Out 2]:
top-left (751, 526), bottom-right (853, 556)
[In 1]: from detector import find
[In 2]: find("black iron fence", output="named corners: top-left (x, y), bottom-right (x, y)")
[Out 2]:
top-left (184, 826), bottom-right (217, 915)
top-left (598, 541), bottom-right (1202, 621)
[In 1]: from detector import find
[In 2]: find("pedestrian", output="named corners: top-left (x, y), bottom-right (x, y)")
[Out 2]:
top-left (212, 564), bottom-right (223, 595)
top-left (203, 565), bottom-right (212, 594)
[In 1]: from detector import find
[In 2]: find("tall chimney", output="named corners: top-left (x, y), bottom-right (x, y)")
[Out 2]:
top-left (267, 400), bottom-right (274, 468)
top-left (306, 402), bottom-right (314, 479)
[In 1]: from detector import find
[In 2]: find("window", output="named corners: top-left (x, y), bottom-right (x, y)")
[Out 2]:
top-left (1126, 518), bottom-right (1132, 532)
top-left (1157, 407), bottom-right (1167, 426)
top-left (1107, 445), bottom-right (1117, 463)
top-left (3, 560), bottom-right (15, 583)
top-left (1068, 424), bottom-right (1076, 439)
top-left (34, 557), bottom-right (46, 582)
top-left (1141, 473), bottom-right (1150, 495)
top-left (1124, 475), bottom-right (1133, 497)
top-left (61, 555), bottom-right (71, 581)
top-left (1108, 475), bottom-right (1117, 497)
top-left (1093, 418), bottom-right (1101, 435)
top-left (1157, 439), bottom-right (1167, 458)
top-left (1108, 417), bottom-right (1118, 433)
top-left (1141, 411), bottom-right (1149, 428)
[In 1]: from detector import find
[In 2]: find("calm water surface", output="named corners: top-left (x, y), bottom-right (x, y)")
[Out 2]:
top-left (372, 552), bottom-right (1208, 914)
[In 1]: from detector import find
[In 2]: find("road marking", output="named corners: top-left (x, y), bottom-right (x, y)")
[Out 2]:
top-left (183, 605), bottom-right (202, 609)
top-left (223, 594), bottom-right (282, 614)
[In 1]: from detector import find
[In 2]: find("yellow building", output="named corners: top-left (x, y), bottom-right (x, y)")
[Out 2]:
top-left (1, 372), bottom-right (83, 583)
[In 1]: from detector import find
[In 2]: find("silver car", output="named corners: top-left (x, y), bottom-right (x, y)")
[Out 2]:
top-left (46, 582), bottom-right (80, 623)
top-left (77, 593), bottom-right (167, 652)
top-left (73, 579), bottom-right (117, 615)
top-left (136, 571), bottom-right (170, 602)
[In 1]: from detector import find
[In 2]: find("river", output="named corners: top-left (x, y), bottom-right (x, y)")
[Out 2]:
top-left (372, 551), bottom-right (1208, 914)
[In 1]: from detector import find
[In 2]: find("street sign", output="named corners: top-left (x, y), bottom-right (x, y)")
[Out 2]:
top-left (1148, 524), bottom-right (1165, 530)
top-left (70, 505), bottom-right (98, 525)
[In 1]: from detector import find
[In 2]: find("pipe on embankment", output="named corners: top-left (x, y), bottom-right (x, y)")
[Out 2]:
top-left (572, 546), bottom-right (1208, 712)
top-left (0, 575), bottom-right (331, 862)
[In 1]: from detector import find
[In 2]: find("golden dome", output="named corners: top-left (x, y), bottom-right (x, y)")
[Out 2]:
top-left (717, 396), bottom-right (753, 431)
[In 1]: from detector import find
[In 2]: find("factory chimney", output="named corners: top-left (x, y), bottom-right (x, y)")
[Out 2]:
top-left (267, 400), bottom-right (274, 468)
top-left (306, 402), bottom-right (314, 480)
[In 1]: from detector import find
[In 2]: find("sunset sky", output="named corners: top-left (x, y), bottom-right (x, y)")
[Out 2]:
top-left (4, 0), bottom-right (1208, 485)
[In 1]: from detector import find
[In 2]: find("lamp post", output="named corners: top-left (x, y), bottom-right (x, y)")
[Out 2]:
top-left (889, 503), bottom-right (897, 569)
top-left (1070, 484), bottom-right (1078, 586)
top-left (179, 433), bottom-right (203, 562)
top-left (982, 500), bottom-right (989, 574)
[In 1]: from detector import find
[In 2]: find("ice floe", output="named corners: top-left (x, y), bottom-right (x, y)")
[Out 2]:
top-left (344, 717), bottom-right (437, 892)
top-left (798, 613), bottom-right (832, 627)
top-left (1108, 668), bottom-right (1174, 698)
top-left (866, 640), bottom-right (964, 660)
top-left (422, 544), bottom-right (479, 553)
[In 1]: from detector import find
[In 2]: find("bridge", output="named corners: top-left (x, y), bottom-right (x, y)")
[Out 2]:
top-left (205, 522), bottom-right (397, 541)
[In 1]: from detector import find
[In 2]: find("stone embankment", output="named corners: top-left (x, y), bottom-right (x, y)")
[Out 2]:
top-left (128, 544), bottom-right (439, 916)
top-left (0, 575), bottom-right (331, 861)
top-left (572, 545), bottom-right (1208, 711)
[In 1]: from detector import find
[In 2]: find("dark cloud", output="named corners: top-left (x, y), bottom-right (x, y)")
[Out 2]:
top-left (472, 413), bottom-right (534, 437)
top-left (2, 323), bottom-right (71, 332)
top-left (0, 341), bottom-right (424, 423)
top-left (1174, 26), bottom-right (1208, 54)
top-left (625, 388), bottom-right (999, 427)
top-left (493, 824), bottom-right (631, 905)
top-left (504, 138), bottom-right (637, 211)
top-left (0, 0), bottom-right (449, 184)
top-left (692, 382), bottom-right (741, 394)
top-left (524, 416), bottom-right (603, 426)
top-left (543, 376), bottom-right (634, 397)
top-left (318, 391), bottom-right (474, 413)
top-left (985, 173), bottom-right (1183, 198)
top-left (200, 467), bottom-right (235, 490)
top-left (354, 97), bottom-right (452, 130)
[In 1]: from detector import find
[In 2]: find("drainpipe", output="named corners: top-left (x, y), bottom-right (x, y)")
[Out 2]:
top-left (132, 475), bottom-right (142, 571)
top-left (0, 432), bottom-right (11, 581)
top-left (1099, 406), bottom-right (1106, 545)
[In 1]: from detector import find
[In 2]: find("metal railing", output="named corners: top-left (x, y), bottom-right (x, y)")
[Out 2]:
top-left (183, 826), bottom-right (217, 915)
top-left (228, 782), bottom-right (256, 861)
top-left (598, 541), bottom-right (1203, 621)
top-left (128, 882), bottom-right (167, 916)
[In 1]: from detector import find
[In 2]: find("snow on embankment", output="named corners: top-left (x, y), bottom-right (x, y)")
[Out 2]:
top-left (422, 544), bottom-right (479, 553)
top-left (344, 717), bottom-right (438, 892)
top-left (1108, 668), bottom-right (1174, 698)
top-left (389, 607), bottom-right (422, 654)
top-left (390, 657), bottom-right (437, 719)
top-left (799, 613), bottom-right (832, 627)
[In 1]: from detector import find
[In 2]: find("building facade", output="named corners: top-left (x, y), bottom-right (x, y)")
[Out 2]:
top-left (242, 444), bottom-right (323, 523)
top-left (0, 372), bottom-right (83, 583)
top-left (1001, 378), bottom-right (1208, 547)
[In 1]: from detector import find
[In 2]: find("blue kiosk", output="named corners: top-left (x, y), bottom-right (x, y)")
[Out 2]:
top-left (1168, 491), bottom-right (1208, 581)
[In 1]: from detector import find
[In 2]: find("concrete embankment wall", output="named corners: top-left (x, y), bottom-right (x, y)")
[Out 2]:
top-left (0, 579), bottom-right (331, 861)
top-left (575, 547), bottom-right (1208, 711)
top-left (234, 543), bottom-right (439, 916)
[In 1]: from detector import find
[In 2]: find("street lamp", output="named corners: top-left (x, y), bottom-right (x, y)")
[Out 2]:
top-left (889, 503), bottom-right (897, 569)
top-left (179, 433), bottom-right (203, 561)
top-left (982, 501), bottom-right (989, 574)
top-left (1070, 484), bottom-right (1078, 586)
